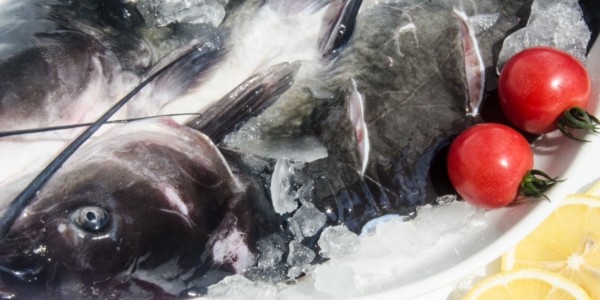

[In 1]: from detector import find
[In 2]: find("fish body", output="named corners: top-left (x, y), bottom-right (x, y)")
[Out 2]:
top-left (227, 0), bottom-right (535, 230)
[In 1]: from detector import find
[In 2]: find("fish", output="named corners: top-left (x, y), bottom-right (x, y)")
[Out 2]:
top-left (0, 60), bottom-right (300, 299)
top-left (0, 0), bottom-right (565, 298)
top-left (226, 0), bottom-right (536, 230)
top-left (0, 0), bottom-right (224, 188)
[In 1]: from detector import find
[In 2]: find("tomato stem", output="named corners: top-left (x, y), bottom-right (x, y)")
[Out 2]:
top-left (519, 169), bottom-right (562, 200)
top-left (557, 106), bottom-right (600, 142)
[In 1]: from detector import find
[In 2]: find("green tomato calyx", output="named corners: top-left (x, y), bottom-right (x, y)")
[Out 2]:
top-left (519, 169), bottom-right (562, 200)
top-left (557, 106), bottom-right (600, 142)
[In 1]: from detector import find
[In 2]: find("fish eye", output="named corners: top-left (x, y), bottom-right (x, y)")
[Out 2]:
top-left (70, 206), bottom-right (111, 232)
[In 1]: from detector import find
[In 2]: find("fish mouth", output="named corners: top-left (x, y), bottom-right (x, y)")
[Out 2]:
top-left (0, 253), bottom-right (47, 299)
top-left (0, 228), bottom-right (50, 284)
top-left (0, 264), bottom-right (44, 283)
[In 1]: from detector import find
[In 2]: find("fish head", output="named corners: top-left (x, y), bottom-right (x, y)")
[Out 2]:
top-left (0, 118), bottom-right (239, 290)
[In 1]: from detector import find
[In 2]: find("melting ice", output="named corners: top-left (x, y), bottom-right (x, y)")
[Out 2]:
top-left (137, 0), bottom-right (226, 27)
top-left (498, 0), bottom-right (591, 68)
top-left (197, 198), bottom-right (488, 299)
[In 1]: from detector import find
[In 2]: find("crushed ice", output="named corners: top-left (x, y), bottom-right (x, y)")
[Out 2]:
top-left (290, 201), bottom-right (327, 239)
top-left (137, 0), bottom-right (226, 28)
top-left (498, 0), bottom-right (591, 69)
top-left (197, 198), bottom-right (487, 299)
top-left (270, 159), bottom-right (316, 215)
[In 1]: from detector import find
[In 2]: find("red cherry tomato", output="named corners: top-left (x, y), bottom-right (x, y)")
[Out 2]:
top-left (498, 46), bottom-right (591, 134)
top-left (446, 123), bottom-right (533, 209)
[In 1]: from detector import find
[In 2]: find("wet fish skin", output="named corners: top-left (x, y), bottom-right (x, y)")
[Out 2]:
top-left (0, 61), bottom-right (299, 298)
top-left (0, 118), bottom-right (238, 293)
top-left (0, 0), bottom-right (225, 189)
top-left (219, 0), bottom-right (365, 146)
top-left (280, 0), bottom-right (537, 230)
top-left (0, 0), bottom-right (138, 131)
top-left (0, 30), bottom-right (123, 130)
top-left (0, 0), bottom-right (222, 131)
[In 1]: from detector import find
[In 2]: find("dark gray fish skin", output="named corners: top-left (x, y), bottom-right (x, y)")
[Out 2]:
top-left (258, 0), bottom-right (537, 231)
top-left (0, 30), bottom-right (120, 130)
top-left (580, 0), bottom-right (600, 51)
top-left (0, 0), bottom-right (222, 132)
top-left (0, 118), bottom-right (238, 299)
top-left (0, 62), bottom-right (299, 299)
top-left (0, 0), bottom-right (226, 190)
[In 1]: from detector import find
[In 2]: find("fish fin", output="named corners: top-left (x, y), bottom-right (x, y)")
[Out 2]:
top-left (142, 35), bottom-right (224, 106)
top-left (309, 79), bottom-right (368, 178)
top-left (186, 61), bottom-right (300, 143)
top-left (453, 9), bottom-right (485, 116)
top-left (346, 78), bottom-right (370, 178)
top-left (318, 0), bottom-right (363, 58)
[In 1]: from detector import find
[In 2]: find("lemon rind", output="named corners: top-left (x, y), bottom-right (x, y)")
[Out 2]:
top-left (463, 268), bottom-right (591, 300)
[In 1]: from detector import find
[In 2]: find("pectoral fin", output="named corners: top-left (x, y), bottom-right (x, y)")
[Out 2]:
top-left (186, 61), bottom-right (300, 143)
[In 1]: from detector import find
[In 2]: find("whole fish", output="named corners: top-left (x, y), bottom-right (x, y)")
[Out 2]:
top-left (0, 0), bottom-right (572, 298)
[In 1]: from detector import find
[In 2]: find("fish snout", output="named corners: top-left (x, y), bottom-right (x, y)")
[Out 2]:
top-left (0, 238), bottom-right (48, 284)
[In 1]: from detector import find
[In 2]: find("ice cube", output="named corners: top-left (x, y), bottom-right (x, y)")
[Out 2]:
top-left (256, 236), bottom-right (286, 268)
top-left (294, 178), bottom-right (314, 201)
top-left (360, 214), bottom-right (406, 235)
top-left (290, 201), bottom-right (327, 238)
top-left (318, 225), bottom-right (360, 259)
top-left (498, 0), bottom-right (591, 68)
top-left (270, 159), bottom-right (299, 214)
top-left (286, 266), bottom-right (303, 278)
top-left (373, 216), bottom-right (431, 256)
top-left (137, 0), bottom-right (226, 28)
top-left (205, 274), bottom-right (281, 300)
top-left (286, 240), bottom-right (316, 267)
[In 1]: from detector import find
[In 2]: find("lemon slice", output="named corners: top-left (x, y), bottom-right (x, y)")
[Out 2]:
top-left (502, 194), bottom-right (600, 299)
top-left (463, 268), bottom-right (590, 300)
top-left (585, 180), bottom-right (600, 197)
